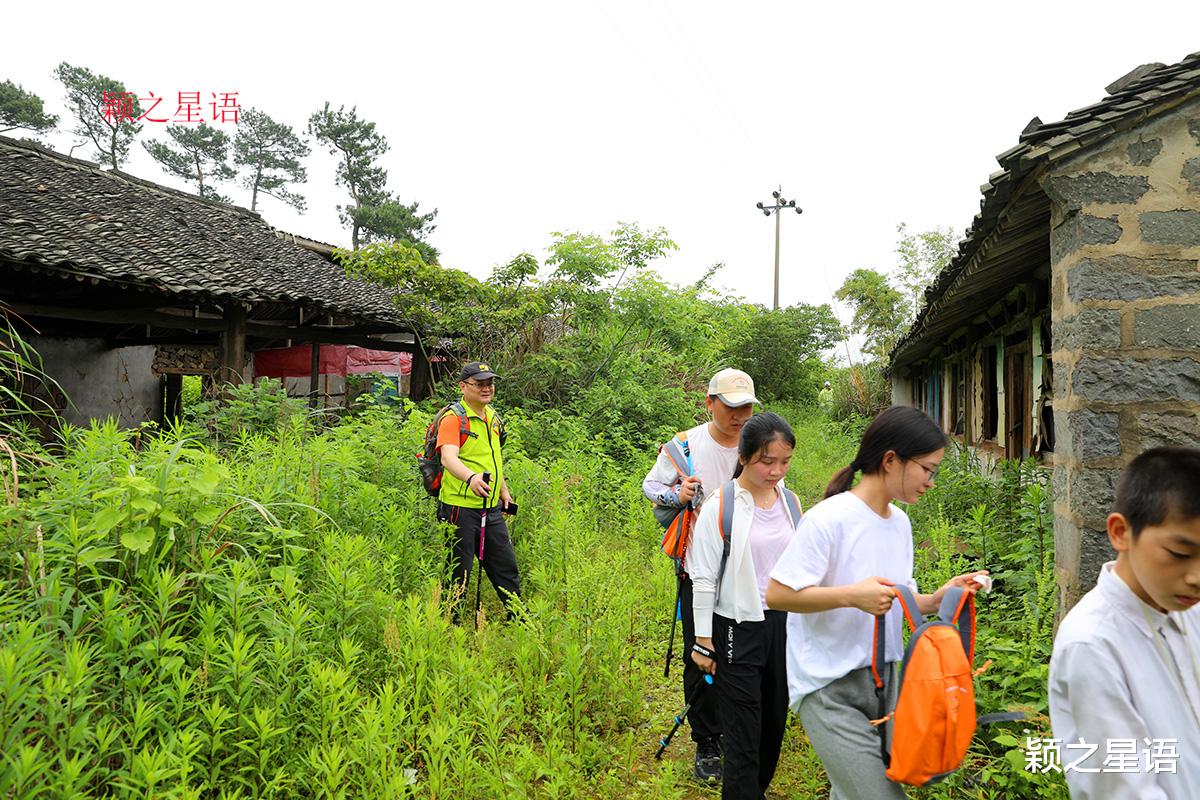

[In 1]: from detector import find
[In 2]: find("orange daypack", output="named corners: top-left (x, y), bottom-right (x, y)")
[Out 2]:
top-left (871, 585), bottom-right (988, 786)
top-left (654, 433), bottom-right (695, 560)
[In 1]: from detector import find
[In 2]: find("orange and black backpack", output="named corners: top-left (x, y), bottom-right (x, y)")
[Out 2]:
top-left (871, 585), bottom-right (1019, 786)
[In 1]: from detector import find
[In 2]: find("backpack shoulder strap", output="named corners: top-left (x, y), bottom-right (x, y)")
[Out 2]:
top-left (937, 586), bottom-right (976, 665)
top-left (893, 584), bottom-right (924, 632)
top-left (871, 610), bottom-right (890, 766)
top-left (873, 582), bottom-right (925, 693)
top-left (451, 402), bottom-right (471, 446)
top-left (715, 480), bottom-right (736, 591)
top-left (781, 488), bottom-right (803, 529)
top-left (661, 432), bottom-right (693, 479)
top-left (870, 583), bottom-right (926, 769)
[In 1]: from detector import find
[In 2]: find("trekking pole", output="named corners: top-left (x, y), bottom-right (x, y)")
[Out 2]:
top-left (654, 673), bottom-right (713, 760)
top-left (663, 565), bottom-right (683, 678)
top-left (474, 472), bottom-right (491, 629)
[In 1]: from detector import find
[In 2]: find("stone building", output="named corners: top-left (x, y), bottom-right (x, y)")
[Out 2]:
top-left (0, 135), bottom-right (434, 426)
top-left (888, 52), bottom-right (1200, 609)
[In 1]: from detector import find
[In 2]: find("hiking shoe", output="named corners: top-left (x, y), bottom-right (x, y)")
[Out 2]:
top-left (694, 736), bottom-right (722, 784)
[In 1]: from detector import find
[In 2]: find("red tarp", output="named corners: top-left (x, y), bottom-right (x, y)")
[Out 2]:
top-left (254, 345), bottom-right (411, 378)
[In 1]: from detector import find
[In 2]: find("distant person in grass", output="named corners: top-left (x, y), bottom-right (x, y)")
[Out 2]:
top-left (643, 368), bottom-right (760, 784)
top-left (436, 361), bottom-right (521, 621)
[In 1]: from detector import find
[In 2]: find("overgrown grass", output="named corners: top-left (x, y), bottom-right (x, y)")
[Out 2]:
top-left (0, 394), bottom-right (1065, 798)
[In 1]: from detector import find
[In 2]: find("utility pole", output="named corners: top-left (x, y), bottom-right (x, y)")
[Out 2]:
top-left (755, 187), bottom-right (803, 310)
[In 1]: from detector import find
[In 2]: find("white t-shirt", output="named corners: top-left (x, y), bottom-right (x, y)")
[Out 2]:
top-left (1050, 561), bottom-right (1200, 799)
top-left (642, 422), bottom-right (740, 509)
top-left (769, 490), bottom-right (917, 708)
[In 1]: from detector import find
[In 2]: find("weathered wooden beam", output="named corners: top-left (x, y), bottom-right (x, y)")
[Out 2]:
top-left (410, 340), bottom-right (431, 401)
top-left (220, 306), bottom-right (247, 385)
top-left (309, 343), bottom-right (321, 409)
top-left (6, 301), bottom-right (417, 352)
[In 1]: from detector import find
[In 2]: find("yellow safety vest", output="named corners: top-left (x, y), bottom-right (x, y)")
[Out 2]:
top-left (438, 402), bottom-right (505, 509)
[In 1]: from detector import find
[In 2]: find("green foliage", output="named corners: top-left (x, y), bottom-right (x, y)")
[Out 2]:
top-left (835, 267), bottom-right (906, 362)
top-left (845, 223), bottom-right (957, 346)
top-left (0, 367), bottom-right (1069, 798)
top-left (827, 362), bottom-right (892, 422)
top-left (894, 222), bottom-right (957, 321)
top-left (0, 401), bottom-right (678, 798)
top-left (905, 447), bottom-right (1068, 799)
top-left (721, 303), bottom-right (842, 403)
top-left (345, 224), bottom-right (844, 466)
top-left (53, 62), bottom-right (143, 170)
top-left (352, 200), bottom-right (439, 264)
top-left (233, 108), bottom-right (310, 213)
top-left (143, 122), bottom-right (236, 203)
top-left (182, 379), bottom-right (306, 446)
top-left (1, 306), bottom-right (64, 442)
top-left (0, 80), bottom-right (57, 136)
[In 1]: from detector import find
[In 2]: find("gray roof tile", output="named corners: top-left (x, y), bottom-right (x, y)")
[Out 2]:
top-left (0, 135), bottom-right (410, 330)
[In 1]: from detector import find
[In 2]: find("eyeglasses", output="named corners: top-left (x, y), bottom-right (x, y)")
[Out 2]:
top-left (465, 380), bottom-right (494, 389)
top-left (910, 458), bottom-right (940, 481)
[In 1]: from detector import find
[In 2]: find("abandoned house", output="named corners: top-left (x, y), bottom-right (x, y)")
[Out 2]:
top-left (0, 134), bottom-right (434, 427)
top-left (888, 51), bottom-right (1200, 609)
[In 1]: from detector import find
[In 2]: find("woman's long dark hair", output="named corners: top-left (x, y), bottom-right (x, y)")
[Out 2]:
top-left (732, 411), bottom-right (796, 479)
top-left (824, 406), bottom-right (946, 498)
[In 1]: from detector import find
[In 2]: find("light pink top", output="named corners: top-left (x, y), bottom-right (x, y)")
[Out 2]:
top-left (750, 498), bottom-right (795, 607)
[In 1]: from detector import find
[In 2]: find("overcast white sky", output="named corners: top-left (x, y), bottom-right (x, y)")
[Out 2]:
top-left (5, 1), bottom-right (1200, 325)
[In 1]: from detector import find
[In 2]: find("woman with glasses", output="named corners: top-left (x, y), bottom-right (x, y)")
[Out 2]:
top-left (764, 406), bottom-right (987, 799)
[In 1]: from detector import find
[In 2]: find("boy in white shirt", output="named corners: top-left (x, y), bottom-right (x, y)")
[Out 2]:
top-left (643, 368), bottom-right (758, 784)
top-left (1050, 446), bottom-right (1200, 799)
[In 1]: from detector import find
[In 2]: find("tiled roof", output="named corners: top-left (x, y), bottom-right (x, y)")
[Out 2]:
top-left (0, 135), bottom-right (409, 330)
top-left (891, 50), bottom-right (1200, 364)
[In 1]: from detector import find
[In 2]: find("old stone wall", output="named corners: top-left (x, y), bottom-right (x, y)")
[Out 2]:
top-left (29, 336), bottom-right (161, 429)
top-left (1045, 96), bottom-right (1200, 610)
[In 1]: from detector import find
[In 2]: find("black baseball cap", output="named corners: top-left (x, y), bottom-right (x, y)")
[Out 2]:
top-left (459, 361), bottom-right (502, 381)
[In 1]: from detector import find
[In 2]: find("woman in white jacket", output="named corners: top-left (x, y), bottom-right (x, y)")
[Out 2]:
top-left (688, 411), bottom-right (802, 800)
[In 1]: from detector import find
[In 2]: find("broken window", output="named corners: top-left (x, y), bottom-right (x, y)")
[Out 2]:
top-left (982, 344), bottom-right (998, 441)
top-left (1005, 342), bottom-right (1032, 459)
top-left (948, 360), bottom-right (966, 436)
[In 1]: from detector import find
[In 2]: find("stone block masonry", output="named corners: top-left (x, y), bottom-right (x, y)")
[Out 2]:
top-left (1046, 99), bottom-right (1200, 612)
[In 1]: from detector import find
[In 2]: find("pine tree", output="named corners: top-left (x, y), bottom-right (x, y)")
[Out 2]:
top-left (54, 62), bottom-right (142, 169)
top-left (308, 102), bottom-right (437, 255)
top-left (143, 122), bottom-right (236, 203)
top-left (0, 80), bottom-right (58, 137)
top-left (233, 108), bottom-right (309, 212)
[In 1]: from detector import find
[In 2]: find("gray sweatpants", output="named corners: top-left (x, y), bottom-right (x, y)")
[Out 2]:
top-left (798, 664), bottom-right (906, 800)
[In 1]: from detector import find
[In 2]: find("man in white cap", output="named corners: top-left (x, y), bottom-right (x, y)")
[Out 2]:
top-left (643, 368), bottom-right (760, 784)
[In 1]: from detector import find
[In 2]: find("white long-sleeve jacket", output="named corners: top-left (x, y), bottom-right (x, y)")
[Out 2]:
top-left (687, 480), bottom-right (800, 638)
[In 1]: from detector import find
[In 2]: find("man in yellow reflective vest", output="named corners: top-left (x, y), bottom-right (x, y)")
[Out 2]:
top-left (436, 361), bottom-right (521, 619)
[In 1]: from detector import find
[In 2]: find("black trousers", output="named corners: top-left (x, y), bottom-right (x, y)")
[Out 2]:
top-left (713, 610), bottom-right (788, 800)
top-left (441, 503), bottom-right (522, 619)
top-left (680, 574), bottom-right (721, 742)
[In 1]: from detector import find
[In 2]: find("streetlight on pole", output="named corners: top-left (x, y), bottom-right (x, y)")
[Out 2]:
top-left (755, 186), bottom-right (803, 310)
